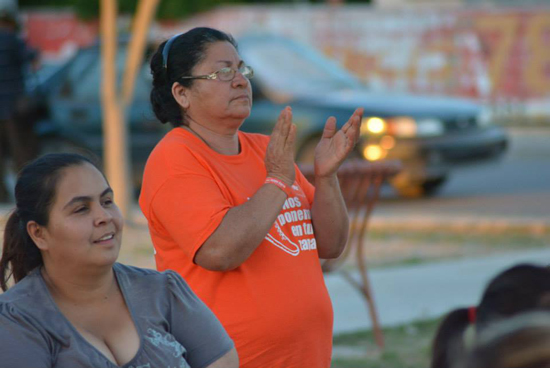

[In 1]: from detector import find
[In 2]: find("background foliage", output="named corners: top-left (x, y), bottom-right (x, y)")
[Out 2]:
top-left (19, 0), bottom-right (371, 20)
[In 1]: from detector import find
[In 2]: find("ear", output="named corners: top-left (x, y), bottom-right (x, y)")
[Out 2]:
top-left (171, 82), bottom-right (190, 110)
top-left (27, 221), bottom-right (49, 251)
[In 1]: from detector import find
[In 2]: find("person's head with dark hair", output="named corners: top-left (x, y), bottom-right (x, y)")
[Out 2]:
top-left (0, 7), bottom-right (18, 31)
top-left (460, 312), bottom-right (550, 368)
top-left (430, 264), bottom-right (550, 368)
top-left (150, 27), bottom-right (251, 127)
top-left (0, 153), bottom-right (120, 291)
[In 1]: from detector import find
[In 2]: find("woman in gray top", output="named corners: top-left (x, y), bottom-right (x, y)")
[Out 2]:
top-left (0, 153), bottom-right (238, 368)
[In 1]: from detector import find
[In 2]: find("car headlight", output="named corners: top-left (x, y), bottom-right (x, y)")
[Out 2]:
top-left (477, 108), bottom-right (493, 127)
top-left (360, 116), bottom-right (444, 138)
top-left (361, 117), bottom-right (387, 135)
top-left (388, 117), bottom-right (417, 137)
top-left (363, 144), bottom-right (387, 161)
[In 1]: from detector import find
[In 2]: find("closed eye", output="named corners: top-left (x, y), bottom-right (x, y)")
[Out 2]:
top-left (74, 206), bottom-right (89, 213)
top-left (217, 67), bottom-right (234, 77)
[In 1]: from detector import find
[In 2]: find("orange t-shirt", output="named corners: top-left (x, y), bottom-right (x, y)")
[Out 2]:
top-left (139, 128), bottom-right (333, 368)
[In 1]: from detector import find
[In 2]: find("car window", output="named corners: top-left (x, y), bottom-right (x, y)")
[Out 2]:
top-left (240, 38), bottom-right (362, 96)
top-left (58, 49), bottom-right (97, 98)
top-left (62, 47), bottom-right (150, 102)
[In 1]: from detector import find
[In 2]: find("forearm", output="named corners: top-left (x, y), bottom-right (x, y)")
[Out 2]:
top-left (311, 174), bottom-right (349, 259)
top-left (195, 183), bottom-right (287, 271)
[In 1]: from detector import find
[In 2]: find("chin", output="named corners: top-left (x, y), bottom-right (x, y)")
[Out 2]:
top-left (100, 254), bottom-right (120, 268)
top-left (233, 106), bottom-right (252, 119)
top-left (101, 244), bottom-right (121, 265)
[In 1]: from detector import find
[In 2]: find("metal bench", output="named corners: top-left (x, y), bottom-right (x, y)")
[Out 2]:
top-left (300, 159), bottom-right (402, 348)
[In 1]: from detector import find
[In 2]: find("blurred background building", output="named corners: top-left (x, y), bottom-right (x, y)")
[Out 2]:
top-left (375, 0), bottom-right (549, 6)
top-left (16, 0), bottom-right (550, 127)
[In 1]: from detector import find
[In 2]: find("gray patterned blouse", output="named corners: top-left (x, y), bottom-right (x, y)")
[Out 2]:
top-left (0, 263), bottom-right (234, 368)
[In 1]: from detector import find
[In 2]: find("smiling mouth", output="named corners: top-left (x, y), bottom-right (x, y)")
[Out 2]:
top-left (94, 233), bottom-right (115, 243)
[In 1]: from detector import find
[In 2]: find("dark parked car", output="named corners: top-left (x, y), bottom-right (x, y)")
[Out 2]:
top-left (35, 35), bottom-right (507, 197)
top-left (33, 45), bottom-right (167, 188)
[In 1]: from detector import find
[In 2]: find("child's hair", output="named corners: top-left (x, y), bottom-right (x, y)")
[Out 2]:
top-left (461, 311), bottom-right (550, 368)
top-left (430, 264), bottom-right (550, 368)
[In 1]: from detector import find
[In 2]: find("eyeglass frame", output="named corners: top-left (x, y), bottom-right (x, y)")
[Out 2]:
top-left (178, 64), bottom-right (254, 82)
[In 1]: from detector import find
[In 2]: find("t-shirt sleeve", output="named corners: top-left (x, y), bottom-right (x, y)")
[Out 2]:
top-left (0, 304), bottom-right (51, 368)
top-left (165, 271), bottom-right (234, 368)
top-left (151, 174), bottom-right (232, 261)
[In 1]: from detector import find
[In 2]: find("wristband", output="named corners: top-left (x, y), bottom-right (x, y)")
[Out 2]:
top-left (265, 177), bottom-right (294, 197)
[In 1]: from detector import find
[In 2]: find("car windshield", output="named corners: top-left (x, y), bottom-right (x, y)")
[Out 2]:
top-left (59, 47), bottom-right (151, 102)
top-left (240, 38), bottom-right (362, 96)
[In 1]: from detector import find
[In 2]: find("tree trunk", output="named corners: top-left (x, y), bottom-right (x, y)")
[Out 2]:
top-left (122, 0), bottom-right (160, 107)
top-left (100, 0), bottom-right (159, 220)
top-left (100, 0), bottom-right (131, 218)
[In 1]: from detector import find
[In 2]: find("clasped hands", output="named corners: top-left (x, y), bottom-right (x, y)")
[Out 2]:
top-left (265, 106), bottom-right (364, 185)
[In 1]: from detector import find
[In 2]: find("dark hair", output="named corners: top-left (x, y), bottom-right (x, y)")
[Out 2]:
top-left (0, 153), bottom-right (98, 291)
top-left (0, 9), bottom-right (18, 30)
top-left (150, 27), bottom-right (237, 127)
top-left (461, 312), bottom-right (550, 368)
top-left (430, 264), bottom-right (550, 368)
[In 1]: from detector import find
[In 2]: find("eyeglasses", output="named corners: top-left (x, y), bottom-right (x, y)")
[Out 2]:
top-left (178, 65), bottom-right (254, 82)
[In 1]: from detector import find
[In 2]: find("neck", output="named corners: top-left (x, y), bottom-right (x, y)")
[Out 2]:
top-left (41, 263), bottom-right (116, 304)
top-left (184, 118), bottom-right (240, 155)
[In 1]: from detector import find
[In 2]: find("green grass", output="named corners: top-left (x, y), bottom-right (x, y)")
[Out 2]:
top-left (332, 318), bottom-right (441, 368)
top-left (357, 227), bottom-right (550, 270)
top-left (368, 227), bottom-right (549, 248)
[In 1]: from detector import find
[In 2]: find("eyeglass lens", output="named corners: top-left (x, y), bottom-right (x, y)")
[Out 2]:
top-left (218, 66), bottom-right (253, 81)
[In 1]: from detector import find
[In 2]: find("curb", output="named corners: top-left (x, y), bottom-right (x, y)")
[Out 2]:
top-left (369, 215), bottom-right (550, 234)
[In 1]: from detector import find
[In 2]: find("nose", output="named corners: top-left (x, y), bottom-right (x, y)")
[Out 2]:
top-left (231, 70), bottom-right (249, 88)
top-left (94, 205), bottom-right (113, 227)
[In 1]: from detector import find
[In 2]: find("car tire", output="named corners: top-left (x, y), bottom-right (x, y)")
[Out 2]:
top-left (392, 175), bottom-right (448, 198)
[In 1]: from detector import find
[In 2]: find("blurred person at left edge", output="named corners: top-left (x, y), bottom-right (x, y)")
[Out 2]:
top-left (0, 5), bottom-right (40, 202)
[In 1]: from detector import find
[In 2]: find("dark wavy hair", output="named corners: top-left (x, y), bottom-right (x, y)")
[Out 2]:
top-left (430, 264), bottom-right (550, 368)
top-left (149, 27), bottom-right (237, 127)
top-left (0, 153), bottom-right (99, 291)
top-left (461, 312), bottom-right (550, 368)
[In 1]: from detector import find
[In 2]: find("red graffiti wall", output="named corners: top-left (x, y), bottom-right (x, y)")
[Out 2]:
top-left (22, 6), bottom-right (550, 112)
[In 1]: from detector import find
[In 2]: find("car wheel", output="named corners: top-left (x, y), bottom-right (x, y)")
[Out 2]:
top-left (392, 175), bottom-right (448, 198)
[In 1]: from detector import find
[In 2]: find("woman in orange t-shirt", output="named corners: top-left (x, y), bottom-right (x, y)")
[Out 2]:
top-left (140, 27), bottom-right (363, 368)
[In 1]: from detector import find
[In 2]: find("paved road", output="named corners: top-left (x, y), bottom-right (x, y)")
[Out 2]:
top-left (328, 247), bottom-right (550, 334)
top-left (375, 127), bottom-right (550, 225)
